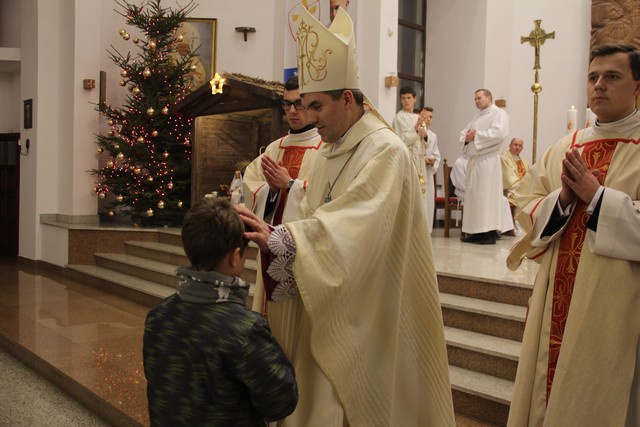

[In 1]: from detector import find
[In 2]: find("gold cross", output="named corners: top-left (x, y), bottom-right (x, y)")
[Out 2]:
top-left (521, 20), bottom-right (555, 70)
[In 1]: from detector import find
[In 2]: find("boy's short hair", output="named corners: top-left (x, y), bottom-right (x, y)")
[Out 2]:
top-left (399, 85), bottom-right (416, 97)
top-left (181, 199), bottom-right (248, 271)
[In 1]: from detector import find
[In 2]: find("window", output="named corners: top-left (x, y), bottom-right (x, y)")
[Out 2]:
top-left (397, 0), bottom-right (427, 111)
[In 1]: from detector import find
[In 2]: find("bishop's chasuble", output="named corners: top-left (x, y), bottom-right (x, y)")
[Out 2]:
top-left (507, 110), bottom-right (640, 427)
top-left (268, 112), bottom-right (454, 427)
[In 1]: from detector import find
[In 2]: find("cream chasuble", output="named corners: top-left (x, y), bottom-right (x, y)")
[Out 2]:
top-left (507, 111), bottom-right (640, 427)
top-left (501, 150), bottom-right (530, 206)
top-left (268, 113), bottom-right (455, 427)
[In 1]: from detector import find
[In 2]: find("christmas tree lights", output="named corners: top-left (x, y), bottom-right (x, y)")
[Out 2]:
top-left (92, 0), bottom-right (198, 223)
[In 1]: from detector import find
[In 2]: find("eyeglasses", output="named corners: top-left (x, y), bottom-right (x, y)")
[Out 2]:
top-left (281, 99), bottom-right (306, 111)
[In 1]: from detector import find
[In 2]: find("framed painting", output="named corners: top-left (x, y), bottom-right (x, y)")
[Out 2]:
top-left (178, 18), bottom-right (217, 92)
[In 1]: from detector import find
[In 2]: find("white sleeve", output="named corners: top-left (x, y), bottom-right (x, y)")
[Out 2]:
top-left (587, 188), bottom-right (640, 262)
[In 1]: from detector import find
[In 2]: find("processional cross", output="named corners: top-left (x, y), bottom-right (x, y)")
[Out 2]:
top-left (521, 19), bottom-right (555, 164)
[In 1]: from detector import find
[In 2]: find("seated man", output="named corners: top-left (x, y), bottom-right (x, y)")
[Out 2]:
top-left (501, 137), bottom-right (530, 207)
top-left (451, 153), bottom-right (514, 235)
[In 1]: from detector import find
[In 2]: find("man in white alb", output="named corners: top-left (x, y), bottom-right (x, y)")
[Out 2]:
top-left (459, 88), bottom-right (509, 244)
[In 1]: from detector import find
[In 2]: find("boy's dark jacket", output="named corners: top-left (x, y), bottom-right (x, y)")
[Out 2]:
top-left (143, 266), bottom-right (298, 426)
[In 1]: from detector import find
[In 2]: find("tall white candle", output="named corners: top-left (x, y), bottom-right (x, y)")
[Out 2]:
top-left (585, 108), bottom-right (596, 128)
top-left (567, 106), bottom-right (577, 134)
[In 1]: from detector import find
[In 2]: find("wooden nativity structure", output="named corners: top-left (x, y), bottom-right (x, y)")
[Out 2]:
top-left (174, 73), bottom-right (289, 204)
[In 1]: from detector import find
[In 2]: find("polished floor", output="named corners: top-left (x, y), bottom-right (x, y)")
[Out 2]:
top-left (0, 227), bottom-right (538, 426)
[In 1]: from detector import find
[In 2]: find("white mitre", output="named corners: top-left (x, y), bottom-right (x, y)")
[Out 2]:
top-left (296, 6), bottom-right (390, 127)
top-left (296, 6), bottom-right (359, 93)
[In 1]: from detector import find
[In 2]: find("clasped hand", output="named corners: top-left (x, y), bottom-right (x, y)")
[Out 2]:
top-left (262, 155), bottom-right (292, 193)
top-left (559, 148), bottom-right (601, 209)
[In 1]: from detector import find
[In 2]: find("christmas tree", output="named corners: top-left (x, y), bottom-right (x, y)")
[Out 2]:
top-left (92, 0), bottom-right (199, 224)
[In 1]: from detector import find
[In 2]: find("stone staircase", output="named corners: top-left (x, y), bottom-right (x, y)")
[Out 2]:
top-left (66, 230), bottom-right (530, 427)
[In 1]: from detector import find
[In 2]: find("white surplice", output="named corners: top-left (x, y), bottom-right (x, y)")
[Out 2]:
top-left (459, 104), bottom-right (509, 233)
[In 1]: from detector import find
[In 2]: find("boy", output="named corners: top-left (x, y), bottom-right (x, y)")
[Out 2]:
top-left (143, 199), bottom-right (298, 426)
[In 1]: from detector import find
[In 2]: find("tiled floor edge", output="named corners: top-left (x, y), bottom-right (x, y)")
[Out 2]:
top-left (0, 332), bottom-right (143, 427)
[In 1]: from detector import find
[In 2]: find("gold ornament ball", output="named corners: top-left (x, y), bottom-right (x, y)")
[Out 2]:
top-left (167, 181), bottom-right (174, 189)
top-left (147, 176), bottom-right (154, 182)
top-left (161, 106), bottom-right (169, 115)
top-left (151, 130), bottom-right (159, 137)
top-left (531, 83), bottom-right (542, 94)
top-left (143, 68), bottom-right (151, 78)
top-left (120, 69), bottom-right (128, 77)
top-left (106, 160), bottom-right (114, 168)
top-left (132, 87), bottom-right (141, 95)
top-left (128, 85), bottom-right (134, 92)
top-left (136, 136), bottom-right (145, 143)
top-left (133, 37), bottom-right (139, 44)
top-left (114, 143), bottom-right (120, 149)
top-left (158, 200), bottom-right (165, 209)
top-left (134, 168), bottom-right (141, 174)
top-left (123, 33), bottom-right (130, 41)
top-left (117, 152), bottom-right (125, 161)
top-left (108, 130), bottom-right (115, 137)
top-left (119, 80), bottom-right (126, 87)
top-left (116, 195), bottom-right (124, 202)
top-left (119, 29), bottom-right (126, 36)
top-left (108, 210), bottom-right (115, 217)
top-left (146, 107), bottom-right (155, 116)
top-left (91, 186), bottom-right (97, 193)
top-left (148, 40), bottom-right (156, 50)
top-left (176, 34), bottom-right (184, 42)
top-left (96, 147), bottom-right (103, 154)
top-left (177, 201), bottom-right (183, 208)
top-left (98, 192), bottom-right (106, 199)
top-left (146, 208), bottom-right (154, 217)
top-left (107, 119), bottom-right (114, 126)
top-left (162, 151), bottom-right (169, 159)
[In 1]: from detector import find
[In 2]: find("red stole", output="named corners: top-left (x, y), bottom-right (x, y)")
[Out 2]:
top-left (546, 137), bottom-right (617, 402)
top-left (272, 144), bottom-right (307, 225)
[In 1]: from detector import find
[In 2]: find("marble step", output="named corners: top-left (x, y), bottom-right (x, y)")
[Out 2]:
top-left (440, 292), bottom-right (526, 342)
top-left (155, 230), bottom-right (260, 259)
top-left (94, 253), bottom-right (180, 288)
top-left (438, 274), bottom-right (532, 307)
top-left (445, 326), bottom-right (520, 381)
top-left (94, 252), bottom-right (257, 286)
top-left (449, 365), bottom-right (512, 426)
top-left (66, 264), bottom-right (173, 307)
top-left (125, 240), bottom-right (188, 266)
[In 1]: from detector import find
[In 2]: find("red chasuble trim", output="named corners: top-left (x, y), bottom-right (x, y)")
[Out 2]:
top-left (546, 138), bottom-right (618, 402)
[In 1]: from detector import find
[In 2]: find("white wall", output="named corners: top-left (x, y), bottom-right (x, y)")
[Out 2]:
top-left (425, 0), bottom-right (488, 163)
top-left (426, 0), bottom-right (591, 166)
top-left (0, 72), bottom-right (20, 132)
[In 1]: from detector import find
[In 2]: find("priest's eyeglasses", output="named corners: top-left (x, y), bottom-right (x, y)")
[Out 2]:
top-left (281, 100), bottom-right (306, 111)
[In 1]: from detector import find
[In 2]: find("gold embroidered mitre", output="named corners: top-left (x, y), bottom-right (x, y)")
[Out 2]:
top-left (296, 6), bottom-right (360, 94)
